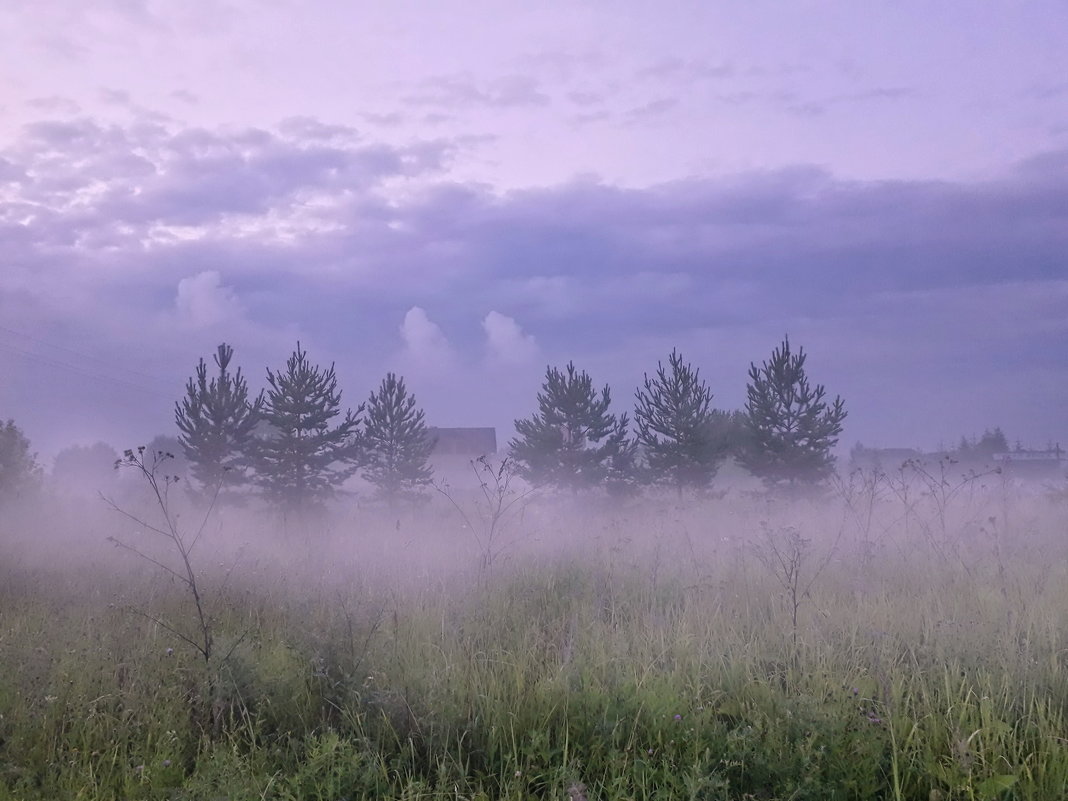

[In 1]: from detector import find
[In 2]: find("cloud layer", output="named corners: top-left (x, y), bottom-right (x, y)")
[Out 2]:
top-left (1, 115), bottom-right (1065, 456)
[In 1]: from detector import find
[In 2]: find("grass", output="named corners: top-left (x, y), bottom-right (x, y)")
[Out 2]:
top-left (1, 474), bottom-right (1067, 799)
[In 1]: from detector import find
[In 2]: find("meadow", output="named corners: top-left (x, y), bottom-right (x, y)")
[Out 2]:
top-left (1, 463), bottom-right (1067, 800)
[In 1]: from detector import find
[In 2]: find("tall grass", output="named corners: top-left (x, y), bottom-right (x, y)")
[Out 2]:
top-left (1, 474), bottom-right (1066, 799)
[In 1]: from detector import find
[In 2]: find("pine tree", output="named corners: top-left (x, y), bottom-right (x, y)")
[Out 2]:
top-left (706, 409), bottom-right (753, 462)
top-left (362, 372), bottom-right (435, 506)
top-left (254, 343), bottom-right (363, 512)
top-left (511, 362), bottom-right (634, 491)
top-left (634, 349), bottom-right (726, 494)
top-left (0, 419), bottom-right (41, 501)
top-left (741, 336), bottom-right (846, 487)
top-left (175, 343), bottom-right (263, 498)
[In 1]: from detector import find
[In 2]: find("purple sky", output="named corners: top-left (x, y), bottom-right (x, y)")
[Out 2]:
top-left (1, 1), bottom-right (1066, 460)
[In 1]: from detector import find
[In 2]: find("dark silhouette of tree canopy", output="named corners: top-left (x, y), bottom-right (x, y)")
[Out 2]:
top-left (362, 372), bottom-right (434, 506)
top-left (0, 419), bottom-right (41, 500)
top-left (254, 343), bottom-right (363, 512)
top-left (52, 441), bottom-right (119, 493)
top-left (175, 343), bottom-right (263, 497)
top-left (706, 409), bottom-right (753, 462)
top-left (511, 361), bottom-right (634, 491)
top-left (956, 427), bottom-right (1010, 459)
top-left (741, 336), bottom-right (846, 487)
top-left (634, 349), bottom-right (727, 494)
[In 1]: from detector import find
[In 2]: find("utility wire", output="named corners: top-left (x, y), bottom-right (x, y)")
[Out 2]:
top-left (0, 341), bottom-right (174, 401)
top-left (0, 323), bottom-right (174, 388)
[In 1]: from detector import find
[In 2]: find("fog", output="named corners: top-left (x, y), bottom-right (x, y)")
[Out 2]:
top-left (6, 452), bottom-right (1065, 600)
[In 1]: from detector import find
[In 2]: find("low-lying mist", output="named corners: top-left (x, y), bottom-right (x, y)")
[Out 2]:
top-left (2, 463), bottom-right (1068, 799)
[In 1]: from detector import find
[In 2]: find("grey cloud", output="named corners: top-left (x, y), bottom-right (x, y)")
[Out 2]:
top-left (4, 118), bottom-right (453, 231)
top-left (359, 111), bottom-right (406, 127)
top-left (783, 86), bottom-right (917, 116)
top-left (32, 34), bottom-right (90, 61)
top-left (98, 87), bottom-right (131, 105)
top-left (513, 49), bottom-right (605, 83)
top-left (25, 96), bottom-right (82, 114)
top-left (278, 116), bottom-right (360, 141)
top-left (2, 116), bottom-right (1065, 451)
top-left (566, 90), bottom-right (605, 107)
top-left (622, 98), bottom-right (678, 124)
top-left (569, 110), bottom-right (613, 127)
top-left (636, 58), bottom-right (735, 82)
top-left (1023, 81), bottom-right (1068, 100)
top-left (0, 157), bottom-right (25, 183)
top-left (170, 89), bottom-right (199, 105)
top-left (403, 74), bottom-right (550, 109)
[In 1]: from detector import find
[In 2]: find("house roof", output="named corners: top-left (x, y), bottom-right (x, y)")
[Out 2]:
top-left (427, 427), bottom-right (497, 456)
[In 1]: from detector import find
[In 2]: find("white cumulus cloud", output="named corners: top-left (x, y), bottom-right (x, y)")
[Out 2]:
top-left (175, 270), bottom-right (242, 328)
top-left (399, 306), bottom-right (454, 369)
top-left (482, 310), bottom-right (538, 365)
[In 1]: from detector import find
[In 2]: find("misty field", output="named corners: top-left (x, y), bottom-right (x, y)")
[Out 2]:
top-left (2, 469), bottom-right (1068, 800)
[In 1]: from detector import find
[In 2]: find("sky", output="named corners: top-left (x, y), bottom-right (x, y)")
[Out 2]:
top-left (1, 0), bottom-right (1066, 461)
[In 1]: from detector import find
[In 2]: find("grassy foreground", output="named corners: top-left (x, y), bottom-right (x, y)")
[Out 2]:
top-left (1, 477), bottom-right (1067, 800)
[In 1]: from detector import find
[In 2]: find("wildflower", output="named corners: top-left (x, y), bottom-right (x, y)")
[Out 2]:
top-left (162, 759), bottom-right (172, 767)
top-left (166, 648), bottom-right (174, 656)
top-left (674, 713), bottom-right (682, 720)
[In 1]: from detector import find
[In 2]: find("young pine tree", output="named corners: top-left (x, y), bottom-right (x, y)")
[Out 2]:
top-left (0, 419), bottom-right (41, 501)
top-left (741, 336), bottom-right (846, 488)
top-left (254, 343), bottom-right (363, 512)
top-left (361, 372), bottom-right (435, 507)
top-left (634, 350), bottom-right (726, 495)
top-left (511, 361), bottom-right (634, 492)
top-left (175, 343), bottom-right (263, 498)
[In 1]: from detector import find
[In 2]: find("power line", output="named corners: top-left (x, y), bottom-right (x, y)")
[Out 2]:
top-left (0, 323), bottom-right (174, 388)
top-left (0, 341), bottom-right (174, 401)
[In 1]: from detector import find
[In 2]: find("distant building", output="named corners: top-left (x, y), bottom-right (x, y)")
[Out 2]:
top-left (426, 427), bottom-right (498, 490)
top-left (428, 427), bottom-right (497, 457)
top-left (849, 445), bottom-right (923, 472)
top-left (993, 445), bottom-right (1066, 478)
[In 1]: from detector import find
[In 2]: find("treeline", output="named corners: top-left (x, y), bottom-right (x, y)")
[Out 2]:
top-left (1, 336), bottom-right (850, 510)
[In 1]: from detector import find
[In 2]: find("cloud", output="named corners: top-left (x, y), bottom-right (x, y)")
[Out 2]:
top-left (170, 89), bottom-right (199, 105)
top-left (1, 113), bottom-right (1066, 453)
top-left (25, 95), bottom-right (82, 114)
top-left (175, 270), bottom-right (243, 328)
top-left (622, 98), bottom-right (678, 124)
top-left (399, 306), bottom-right (454, 369)
top-left (783, 86), bottom-right (917, 117)
top-left (403, 74), bottom-right (550, 109)
top-left (482, 311), bottom-right (538, 365)
top-left (636, 58), bottom-right (735, 82)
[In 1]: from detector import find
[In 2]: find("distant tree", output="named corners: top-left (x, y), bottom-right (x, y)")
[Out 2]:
top-left (740, 336), bottom-right (847, 488)
top-left (175, 343), bottom-right (263, 498)
top-left (974, 427), bottom-right (1009, 457)
top-left (951, 428), bottom-right (1010, 461)
top-left (362, 372), bottom-right (435, 507)
top-left (254, 343), bottom-right (363, 512)
top-left (52, 441), bottom-right (119, 492)
top-left (511, 362), bottom-right (634, 491)
top-left (633, 349), bottom-right (726, 494)
top-left (145, 434), bottom-right (191, 480)
top-left (706, 409), bottom-right (753, 462)
top-left (0, 419), bottom-right (41, 500)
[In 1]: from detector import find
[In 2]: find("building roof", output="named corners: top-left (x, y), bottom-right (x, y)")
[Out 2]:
top-left (427, 427), bottom-right (497, 456)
